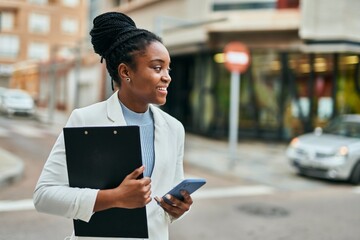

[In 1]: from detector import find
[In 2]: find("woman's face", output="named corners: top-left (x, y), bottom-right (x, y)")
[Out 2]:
top-left (120, 41), bottom-right (171, 113)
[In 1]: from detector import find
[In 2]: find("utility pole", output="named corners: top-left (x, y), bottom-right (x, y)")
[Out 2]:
top-left (73, 41), bottom-right (81, 109)
top-left (48, 60), bottom-right (57, 124)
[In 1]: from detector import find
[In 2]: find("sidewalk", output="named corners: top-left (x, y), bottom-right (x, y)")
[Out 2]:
top-left (0, 108), bottom-right (296, 190)
top-left (0, 108), bottom-right (68, 189)
top-left (184, 134), bottom-right (293, 188)
top-left (0, 148), bottom-right (24, 189)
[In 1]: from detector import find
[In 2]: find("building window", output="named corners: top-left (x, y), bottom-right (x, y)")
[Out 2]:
top-left (61, 17), bottom-right (78, 34)
top-left (277, 0), bottom-right (299, 9)
top-left (212, 0), bottom-right (277, 11)
top-left (29, 13), bottom-right (50, 33)
top-left (62, 0), bottom-right (79, 7)
top-left (28, 0), bottom-right (48, 4)
top-left (0, 64), bottom-right (13, 76)
top-left (0, 35), bottom-right (19, 58)
top-left (0, 11), bottom-right (15, 31)
top-left (28, 42), bottom-right (49, 60)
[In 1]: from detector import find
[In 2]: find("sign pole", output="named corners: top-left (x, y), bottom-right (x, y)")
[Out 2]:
top-left (229, 71), bottom-right (240, 168)
top-left (223, 41), bottom-right (250, 169)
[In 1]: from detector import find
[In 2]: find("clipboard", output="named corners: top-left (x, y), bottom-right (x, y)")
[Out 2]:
top-left (63, 126), bottom-right (148, 238)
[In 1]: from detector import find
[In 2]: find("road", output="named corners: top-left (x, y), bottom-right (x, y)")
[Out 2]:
top-left (0, 114), bottom-right (359, 240)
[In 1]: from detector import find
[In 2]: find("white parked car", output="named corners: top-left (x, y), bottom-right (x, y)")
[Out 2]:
top-left (0, 89), bottom-right (35, 116)
top-left (286, 114), bottom-right (360, 185)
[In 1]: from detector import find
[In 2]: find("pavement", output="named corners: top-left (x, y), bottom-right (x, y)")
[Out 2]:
top-left (0, 148), bottom-right (24, 188)
top-left (184, 134), bottom-right (297, 189)
top-left (0, 108), bottom-right (296, 190)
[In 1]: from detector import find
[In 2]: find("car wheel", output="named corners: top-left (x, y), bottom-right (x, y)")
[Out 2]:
top-left (349, 161), bottom-right (360, 185)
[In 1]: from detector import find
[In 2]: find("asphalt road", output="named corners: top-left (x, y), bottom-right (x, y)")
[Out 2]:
top-left (0, 115), bottom-right (359, 240)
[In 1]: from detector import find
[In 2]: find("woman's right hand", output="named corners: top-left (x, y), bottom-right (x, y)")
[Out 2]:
top-left (113, 165), bottom-right (152, 208)
top-left (93, 166), bottom-right (152, 212)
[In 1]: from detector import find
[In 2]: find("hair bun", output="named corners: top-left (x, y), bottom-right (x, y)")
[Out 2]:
top-left (90, 12), bottom-right (137, 58)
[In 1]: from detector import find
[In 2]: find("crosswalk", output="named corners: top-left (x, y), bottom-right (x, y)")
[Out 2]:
top-left (1, 185), bottom-right (360, 213)
top-left (353, 186), bottom-right (360, 194)
top-left (0, 199), bottom-right (34, 212)
top-left (192, 185), bottom-right (275, 199)
top-left (0, 186), bottom-right (275, 213)
top-left (0, 122), bottom-right (62, 138)
top-left (0, 126), bottom-right (8, 137)
top-left (0, 125), bottom-right (44, 138)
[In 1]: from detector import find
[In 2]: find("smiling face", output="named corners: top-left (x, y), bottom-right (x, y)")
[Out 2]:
top-left (118, 41), bottom-right (171, 113)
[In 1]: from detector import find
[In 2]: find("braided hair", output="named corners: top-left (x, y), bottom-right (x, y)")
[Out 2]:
top-left (89, 12), bottom-right (162, 90)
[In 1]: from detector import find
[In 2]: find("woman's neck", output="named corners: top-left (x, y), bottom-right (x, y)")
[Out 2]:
top-left (117, 90), bottom-right (149, 113)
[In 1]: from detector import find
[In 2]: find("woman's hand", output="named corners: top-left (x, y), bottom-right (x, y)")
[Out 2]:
top-left (94, 166), bottom-right (151, 212)
top-left (154, 190), bottom-right (193, 219)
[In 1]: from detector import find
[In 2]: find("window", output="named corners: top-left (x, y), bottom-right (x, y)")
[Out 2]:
top-left (29, 13), bottom-right (50, 33)
top-left (212, 0), bottom-right (277, 11)
top-left (62, 0), bottom-right (79, 7)
top-left (28, 0), bottom-right (48, 4)
top-left (0, 11), bottom-right (15, 31)
top-left (277, 0), bottom-right (299, 9)
top-left (0, 35), bottom-right (19, 58)
top-left (28, 42), bottom-right (49, 60)
top-left (61, 17), bottom-right (78, 34)
top-left (0, 64), bottom-right (13, 76)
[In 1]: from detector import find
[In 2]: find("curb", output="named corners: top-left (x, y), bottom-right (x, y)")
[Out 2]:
top-left (0, 148), bottom-right (24, 189)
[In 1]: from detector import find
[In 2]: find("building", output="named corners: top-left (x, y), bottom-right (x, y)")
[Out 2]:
top-left (114, 0), bottom-right (360, 141)
top-left (0, 0), bottom-right (104, 112)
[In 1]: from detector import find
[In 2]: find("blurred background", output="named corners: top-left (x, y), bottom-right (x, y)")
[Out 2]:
top-left (1, 0), bottom-right (359, 140)
top-left (0, 0), bottom-right (359, 239)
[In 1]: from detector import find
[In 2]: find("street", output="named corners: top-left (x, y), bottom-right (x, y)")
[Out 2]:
top-left (0, 115), bottom-right (359, 240)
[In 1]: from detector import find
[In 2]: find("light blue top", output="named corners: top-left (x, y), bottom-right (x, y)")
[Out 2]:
top-left (119, 101), bottom-right (155, 177)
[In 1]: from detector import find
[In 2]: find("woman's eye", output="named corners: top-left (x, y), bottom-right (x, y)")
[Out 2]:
top-left (154, 66), bottom-right (161, 71)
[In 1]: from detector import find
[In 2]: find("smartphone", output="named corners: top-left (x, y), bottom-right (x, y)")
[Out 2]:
top-left (162, 178), bottom-right (206, 205)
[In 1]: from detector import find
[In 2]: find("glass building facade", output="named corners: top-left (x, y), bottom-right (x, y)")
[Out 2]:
top-left (163, 50), bottom-right (360, 141)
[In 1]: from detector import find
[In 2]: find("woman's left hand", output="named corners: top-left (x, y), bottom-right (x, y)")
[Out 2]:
top-left (155, 190), bottom-right (193, 219)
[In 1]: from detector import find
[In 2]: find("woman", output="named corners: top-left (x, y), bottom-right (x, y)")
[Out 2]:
top-left (33, 12), bottom-right (192, 240)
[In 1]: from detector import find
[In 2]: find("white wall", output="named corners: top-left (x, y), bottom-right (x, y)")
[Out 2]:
top-left (66, 63), bottom-right (103, 110)
top-left (300, 0), bottom-right (360, 42)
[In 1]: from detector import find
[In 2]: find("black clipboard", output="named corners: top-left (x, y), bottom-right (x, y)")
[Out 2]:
top-left (63, 126), bottom-right (148, 238)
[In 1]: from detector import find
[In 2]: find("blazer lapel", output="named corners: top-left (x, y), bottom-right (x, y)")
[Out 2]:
top-left (106, 91), bottom-right (127, 126)
top-left (149, 105), bottom-right (169, 187)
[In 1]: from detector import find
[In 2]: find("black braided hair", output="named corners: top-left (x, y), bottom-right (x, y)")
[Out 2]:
top-left (89, 12), bottom-right (162, 89)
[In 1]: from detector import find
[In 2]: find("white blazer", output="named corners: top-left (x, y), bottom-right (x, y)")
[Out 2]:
top-left (33, 91), bottom-right (185, 240)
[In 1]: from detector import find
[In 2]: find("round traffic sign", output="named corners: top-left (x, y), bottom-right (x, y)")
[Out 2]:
top-left (224, 42), bottom-right (250, 73)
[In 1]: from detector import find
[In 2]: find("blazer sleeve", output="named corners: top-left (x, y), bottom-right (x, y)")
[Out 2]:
top-left (33, 109), bottom-right (99, 222)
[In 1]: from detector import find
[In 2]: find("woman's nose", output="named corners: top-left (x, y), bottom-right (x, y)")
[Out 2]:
top-left (161, 73), bottom-right (171, 82)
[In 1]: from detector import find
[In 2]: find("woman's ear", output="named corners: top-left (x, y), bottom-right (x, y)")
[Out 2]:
top-left (118, 63), bottom-right (130, 81)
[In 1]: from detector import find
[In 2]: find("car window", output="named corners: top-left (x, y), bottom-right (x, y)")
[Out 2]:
top-left (323, 118), bottom-right (360, 138)
top-left (5, 91), bottom-right (31, 100)
top-left (8, 94), bottom-right (26, 99)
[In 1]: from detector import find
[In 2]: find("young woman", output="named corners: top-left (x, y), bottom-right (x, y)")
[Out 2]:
top-left (34, 12), bottom-right (192, 240)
